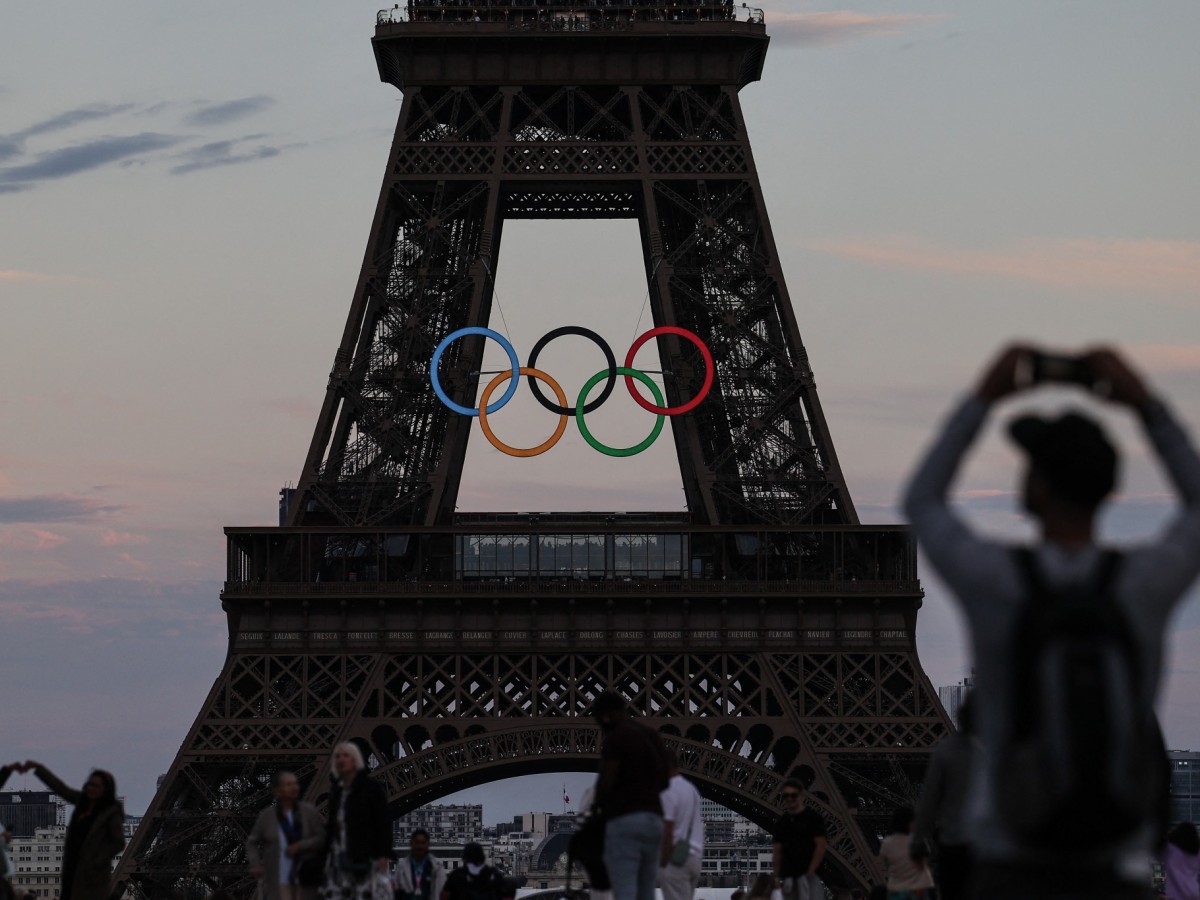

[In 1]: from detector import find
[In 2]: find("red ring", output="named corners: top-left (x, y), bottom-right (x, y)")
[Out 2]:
top-left (623, 326), bottom-right (714, 416)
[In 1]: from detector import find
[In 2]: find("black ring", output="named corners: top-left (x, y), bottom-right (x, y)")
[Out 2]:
top-left (526, 326), bottom-right (617, 415)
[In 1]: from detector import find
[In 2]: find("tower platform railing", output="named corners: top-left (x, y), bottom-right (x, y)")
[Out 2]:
top-left (224, 521), bottom-right (917, 594)
top-left (377, 1), bottom-right (764, 27)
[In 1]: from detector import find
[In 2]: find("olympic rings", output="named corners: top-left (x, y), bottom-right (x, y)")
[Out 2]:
top-left (527, 326), bottom-right (617, 416)
top-left (429, 324), bottom-right (713, 457)
top-left (576, 367), bottom-right (665, 458)
top-left (624, 325), bottom-right (714, 416)
top-left (431, 327), bottom-right (520, 417)
top-left (478, 368), bottom-right (569, 458)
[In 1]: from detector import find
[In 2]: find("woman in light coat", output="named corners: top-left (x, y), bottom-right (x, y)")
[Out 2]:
top-left (247, 771), bottom-right (326, 900)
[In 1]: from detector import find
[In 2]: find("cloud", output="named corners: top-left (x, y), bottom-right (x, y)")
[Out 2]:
top-left (0, 132), bottom-right (182, 191)
top-left (170, 135), bottom-right (300, 175)
top-left (12, 103), bottom-right (137, 141)
top-left (263, 396), bottom-right (317, 419)
top-left (170, 140), bottom-right (278, 175)
top-left (810, 235), bottom-right (1200, 298)
top-left (0, 269), bottom-right (85, 284)
top-left (0, 104), bottom-right (137, 163)
top-left (184, 96), bottom-right (275, 127)
top-left (0, 495), bottom-right (129, 523)
top-left (117, 551), bottom-right (149, 572)
top-left (0, 529), bottom-right (69, 552)
top-left (100, 529), bottom-right (150, 547)
top-left (766, 11), bottom-right (946, 47)
top-left (1134, 344), bottom-right (1200, 374)
top-left (33, 529), bottom-right (68, 550)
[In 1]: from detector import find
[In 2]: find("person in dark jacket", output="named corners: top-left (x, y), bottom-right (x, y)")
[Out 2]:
top-left (25, 761), bottom-right (125, 900)
top-left (321, 743), bottom-right (393, 900)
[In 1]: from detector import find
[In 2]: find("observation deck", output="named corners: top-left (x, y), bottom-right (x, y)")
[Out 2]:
top-left (373, 1), bottom-right (768, 88)
top-left (222, 516), bottom-right (922, 652)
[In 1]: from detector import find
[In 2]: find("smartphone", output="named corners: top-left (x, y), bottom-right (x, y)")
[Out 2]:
top-left (1031, 352), bottom-right (1093, 387)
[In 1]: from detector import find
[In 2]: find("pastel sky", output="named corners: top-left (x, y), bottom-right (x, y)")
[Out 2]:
top-left (2, 1), bottom-right (1199, 818)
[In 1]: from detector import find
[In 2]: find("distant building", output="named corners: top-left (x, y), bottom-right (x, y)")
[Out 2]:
top-left (699, 841), bottom-right (774, 888)
top-left (699, 798), bottom-right (765, 844)
top-left (392, 803), bottom-right (483, 845)
top-left (937, 675), bottom-right (974, 726)
top-left (8, 826), bottom-right (66, 900)
top-left (512, 812), bottom-right (553, 835)
top-left (7, 822), bottom-right (131, 900)
top-left (0, 793), bottom-right (59, 838)
top-left (1169, 750), bottom-right (1200, 823)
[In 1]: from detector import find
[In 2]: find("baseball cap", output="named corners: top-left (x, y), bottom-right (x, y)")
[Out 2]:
top-left (1008, 409), bottom-right (1118, 507)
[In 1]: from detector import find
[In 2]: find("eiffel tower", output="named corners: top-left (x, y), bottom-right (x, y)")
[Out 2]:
top-left (115, 4), bottom-right (949, 896)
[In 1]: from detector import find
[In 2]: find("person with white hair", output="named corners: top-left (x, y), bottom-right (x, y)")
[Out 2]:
top-left (321, 743), bottom-right (393, 900)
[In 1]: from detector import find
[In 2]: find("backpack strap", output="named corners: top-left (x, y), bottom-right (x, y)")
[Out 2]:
top-left (1011, 546), bottom-right (1043, 600)
top-left (1011, 546), bottom-right (1124, 601)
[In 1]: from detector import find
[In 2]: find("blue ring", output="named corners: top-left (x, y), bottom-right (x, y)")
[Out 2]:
top-left (430, 327), bottom-right (521, 416)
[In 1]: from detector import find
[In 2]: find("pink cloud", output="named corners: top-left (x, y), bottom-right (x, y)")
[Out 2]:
top-left (810, 235), bottom-right (1200, 298)
top-left (118, 552), bottom-right (148, 572)
top-left (32, 529), bottom-right (67, 550)
top-left (0, 269), bottom-right (84, 284)
top-left (1132, 344), bottom-right (1200, 374)
top-left (2, 602), bottom-right (95, 631)
top-left (262, 397), bottom-right (317, 419)
top-left (100, 529), bottom-right (150, 547)
top-left (0, 527), bottom-right (68, 551)
top-left (767, 11), bottom-right (946, 47)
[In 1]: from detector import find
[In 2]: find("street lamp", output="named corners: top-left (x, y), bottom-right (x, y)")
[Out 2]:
top-left (731, 852), bottom-right (741, 889)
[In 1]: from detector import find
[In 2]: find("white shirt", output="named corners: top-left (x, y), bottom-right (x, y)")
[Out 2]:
top-left (659, 774), bottom-right (703, 859)
top-left (278, 810), bottom-right (296, 884)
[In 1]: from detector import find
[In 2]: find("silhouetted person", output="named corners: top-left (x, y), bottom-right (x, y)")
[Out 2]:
top-left (25, 761), bottom-right (125, 900)
top-left (657, 751), bottom-right (702, 900)
top-left (770, 779), bottom-right (826, 900)
top-left (746, 874), bottom-right (774, 900)
top-left (322, 743), bottom-right (392, 900)
top-left (592, 690), bottom-right (670, 900)
top-left (247, 771), bottom-right (325, 900)
top-left (396, 829), bottom-right (447, 900)
top-left (441, 843), bottom-right (506, 900)
top-left (904, 345), bottom-right (1200, 899)
top-left (877, 807), bottom-right (933, 898)
top-left (1163, 823), bottom-right (1200, 900)
top-left (912, 694), bottom-right (975, 900)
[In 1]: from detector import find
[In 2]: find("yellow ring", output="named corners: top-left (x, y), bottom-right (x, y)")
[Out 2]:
top-left (478, 367), bottom-right (568, 458)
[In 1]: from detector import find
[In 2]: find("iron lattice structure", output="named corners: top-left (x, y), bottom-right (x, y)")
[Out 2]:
top-left (115, 7), bottom-right (949, 897)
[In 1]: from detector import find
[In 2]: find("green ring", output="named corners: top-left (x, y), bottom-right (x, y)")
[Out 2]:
top-left (576, 367), bottom-right (665, 457)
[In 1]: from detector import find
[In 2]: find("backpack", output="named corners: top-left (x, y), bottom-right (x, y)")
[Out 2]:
top-left (997, 548), bottom-right (1166, 850)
